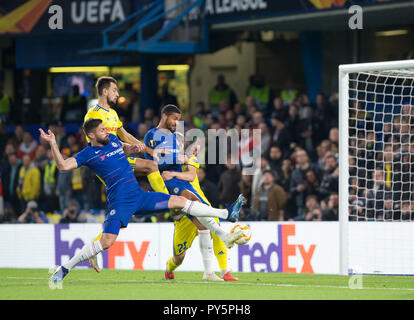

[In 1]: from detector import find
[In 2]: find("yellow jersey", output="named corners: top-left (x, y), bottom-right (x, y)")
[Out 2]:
top-left (83, 104), bottom-right (123, 142)
top-left (182, 155), bottom-right (211, 206)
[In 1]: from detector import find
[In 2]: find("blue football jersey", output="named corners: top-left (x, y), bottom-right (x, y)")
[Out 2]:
top-left (144, 127), bottom-right (182, 172)
top-left (74, 135), bottom-right (141, 204)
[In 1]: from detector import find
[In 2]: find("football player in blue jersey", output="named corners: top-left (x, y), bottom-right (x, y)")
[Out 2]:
top-left (42, 118), bottom-right (244, 285)
top-left (145, 105), bottom-right (245, 281)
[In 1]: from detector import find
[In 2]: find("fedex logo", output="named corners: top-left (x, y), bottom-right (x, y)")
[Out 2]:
top-left (238, 224), bottom-right (316, 273)
top-left (54, 225), bottom-right (149, 270)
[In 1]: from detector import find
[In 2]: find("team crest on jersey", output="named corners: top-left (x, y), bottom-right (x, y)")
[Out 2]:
top-left (173, 187), bottom-right (179, 194)
top-left (112, 142), bottom-right (118, 147)
top-left (149, 140), bottom-right (156, 148)
top-left (110, 209), bottom-right (116, 216)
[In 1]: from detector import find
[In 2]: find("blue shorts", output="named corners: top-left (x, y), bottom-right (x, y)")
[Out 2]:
top-left (164, 178), bottom-right (209, 205)
top-left (164, 178), bottom-right (209, 222)
top-left (103, 191), bottom-right (170, 235)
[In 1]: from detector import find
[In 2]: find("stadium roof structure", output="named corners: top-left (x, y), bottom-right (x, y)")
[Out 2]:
top-left (82, 0), bottom-right (209, 56)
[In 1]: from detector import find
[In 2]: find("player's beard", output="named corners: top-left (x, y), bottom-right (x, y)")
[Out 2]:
top-left (107, 96), bottom-right (118, 108)
top-left (97, 136), bottom-right (110, 145)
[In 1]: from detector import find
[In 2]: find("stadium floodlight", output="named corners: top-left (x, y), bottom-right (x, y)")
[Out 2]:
top-left (339, 59), bottom-right (414, 276)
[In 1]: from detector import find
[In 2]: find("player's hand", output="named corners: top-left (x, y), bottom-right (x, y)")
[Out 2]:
top-left (39, 128), bottom-right (56, 144)
top-left (153, 148), bottom-right (171, 162)
top-left (177, 154), bottom-right (189, 164)
top-left (161, 171), bottom-right (175, 181)
top-left (133, 141), bottom-right (146, 153)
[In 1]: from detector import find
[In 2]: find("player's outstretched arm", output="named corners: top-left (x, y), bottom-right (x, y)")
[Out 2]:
top-left (39, 128), bottom-right (78, 171)
top-left (162, 165), bottom-right (197, 182)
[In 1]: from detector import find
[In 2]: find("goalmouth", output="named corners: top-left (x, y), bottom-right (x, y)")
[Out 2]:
top-left (339, 59), bottom-right (414, 276)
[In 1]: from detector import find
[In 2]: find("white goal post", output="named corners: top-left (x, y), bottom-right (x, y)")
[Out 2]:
top-left (339, 59), bottom-right (414, 276)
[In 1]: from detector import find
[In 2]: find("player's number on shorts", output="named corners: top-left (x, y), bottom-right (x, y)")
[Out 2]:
top-left (177, 241), bottom-right (188, 254)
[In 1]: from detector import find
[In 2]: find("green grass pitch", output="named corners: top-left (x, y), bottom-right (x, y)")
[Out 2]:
top-left (0, 268), bottom-right (413, 300)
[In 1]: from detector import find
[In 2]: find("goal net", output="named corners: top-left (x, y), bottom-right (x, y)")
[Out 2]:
top-left (339, 60), bottom-right (414, 275)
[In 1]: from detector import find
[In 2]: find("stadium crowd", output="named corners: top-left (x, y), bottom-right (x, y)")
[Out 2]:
top-left (0, 74), bottom-right (341, 224)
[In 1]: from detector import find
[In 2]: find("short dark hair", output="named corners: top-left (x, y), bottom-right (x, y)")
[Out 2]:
top-left (82, 118), bottom-right (102, 137)
top-left (161, 104), bottom-right (181, 116)
top-left (95, 76), bottom-right (117, 96)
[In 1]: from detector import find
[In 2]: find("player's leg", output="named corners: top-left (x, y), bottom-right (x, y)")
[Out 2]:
top-left (133, 158), bottom-right (169, 194)
top-left (50, 229), bottom-right (118, 284)
top-left (168, 194), bottom-right (244, 222)
top-left (165, 216), bottom-right (198, 279)
top-left (211, 230), bottom-right (239, 281)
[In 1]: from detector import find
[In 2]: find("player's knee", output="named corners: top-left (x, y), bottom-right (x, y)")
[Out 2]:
top-left (170, 195), bottom-right (187, 208)
top-left (100, 234), bottom-right (117, 250)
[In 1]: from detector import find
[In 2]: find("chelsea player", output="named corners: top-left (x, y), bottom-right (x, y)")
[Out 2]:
top-left (144, 105), bottom-right (244, 281)
top-left (44, 119), bottom-right (244, 284)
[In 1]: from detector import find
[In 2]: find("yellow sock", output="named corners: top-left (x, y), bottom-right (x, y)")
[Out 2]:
top-left (147, 171), bottom-right (169, 194)
top-left (93, 231), bottom-right (103, 242)
top-left (167, 256), bottom-right (181, 272)
top-left (212, 232), bottom-right (227, 273)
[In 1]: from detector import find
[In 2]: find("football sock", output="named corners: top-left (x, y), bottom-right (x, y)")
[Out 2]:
top-left (211, 232), bottom-right (228, 275)
top-left (167, 256), bottom-right (180, 273)
top-left (198, 229), bottom-right (214, 274)
top-left (148, 171), bottom-right (169, 194)
top-left (182, 200), bottom-right (228, 219)
top-left (93, 231), bottom-right (103, 242)
top-left (197, 216), bottom-right (228, 242)
top-left (63, 240), bottom-right (103, 271)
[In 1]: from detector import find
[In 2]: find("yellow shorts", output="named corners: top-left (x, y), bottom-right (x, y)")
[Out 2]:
top-left (173, 215), bottom-right (219, 256)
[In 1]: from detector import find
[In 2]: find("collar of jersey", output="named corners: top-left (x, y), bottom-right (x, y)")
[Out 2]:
top-left (96, 104), bottom-right (110, 112)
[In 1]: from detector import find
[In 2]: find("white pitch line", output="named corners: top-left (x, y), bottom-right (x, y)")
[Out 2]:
top-left (3, 276), bottom-right (414, 292)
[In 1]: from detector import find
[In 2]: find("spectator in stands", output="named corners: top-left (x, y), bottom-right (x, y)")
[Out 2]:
top-left (83, 166), bottom-right (103, 211)
top-left (296, 194), bottom-right (320, 221)
top-left (252, 170), bottom-right (286, 221)
top-left (285, 103), bottom-right (301, 146)
top-left (305, 206), bottom-right (322, 221)
top-left (14, 125), bottom-right (24, 146)
top-left (193, 101), bottom-right (206, 130)
top-left (218, 155), bottom-right (241, 206)
top-left (2, 152), bottom-right (22, 214)
top-left (314, 92), bottom-right (334, 143)
top-left (247, 74), bottom-right (273, 113)
top-left (318, 154), bottom-right (339, 201)
top-left (290, 149), bottom-right (319, 217)
top-left (197, 167), bottom-right (219, 208)
top-left (16, 154), bottom-right (41, 210)
top-left (268, 145), bottom-right (283, 181)
top-left (270, 97), bottom-right (288, 121)
top-left (209, 74), bottom-right (238, 116)
top-left (60, 85), bottom-right (87, 123)
top-left (298, 106), bottom-right (317, 156)
top-left (43, 149), bottom-right (59, 212)
top-left (17, 200), bottom-right (47, 223)
top-left (56, 148), bottom-right (72, 211)
top-left (280, 79), bottom-right (298, 107)
top-left (251, 155), bottom-right (271, 201)
top-left (59, 200), bottom-right (81, 223)
top-left (157, 82), bottom-right (178, 115)
top-left (136, 122), bottom-right (148, 142)
top-left (61, 133), bottom-right (80, 155)
top-left (322, 193), bottom-right (339, 221)
top-left (277, 159), bottom-right (297, 220)
top-left (17, 132), bottom-right (38, 160)
top-left (0, 82), bottom-right (11, 123)
top-left (304, 169), bottom-right (322, 201)
top-left (269, 114), bottom-right (291, 156)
